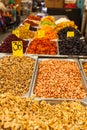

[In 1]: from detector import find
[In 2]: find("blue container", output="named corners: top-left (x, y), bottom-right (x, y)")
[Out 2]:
top-left (77, 0), bottom-right (85, 15)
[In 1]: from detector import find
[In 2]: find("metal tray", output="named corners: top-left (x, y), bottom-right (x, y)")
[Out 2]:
top-left (30, 57), bottom-right (87, 101)
top-left (79, 59), bottom-right (87, 81)
top-left (38, 99), bottom-right (87, 106)
top-left (26, 40), bottom-right (59, 56)
top-left (78, 56), bottom-right (87, 59)
top-left (24, 54), bottom-right (38, 97)
top-left (0, 53), bottom-right (38, 98)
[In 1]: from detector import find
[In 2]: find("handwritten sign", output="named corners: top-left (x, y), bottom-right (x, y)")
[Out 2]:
top-left (37, 30), bottom-right (45, 38)
top-left (12, 30), bottom-right (19, 38)
top-left (67, 31), bottom-right (74, 38)
top-left (12, 41), bottom-right (23, 56)
top-left (24, 23), bottom-right (30, 29)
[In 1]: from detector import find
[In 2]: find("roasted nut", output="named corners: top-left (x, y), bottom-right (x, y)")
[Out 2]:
top-left (34, 60), bottom-right (87, 99)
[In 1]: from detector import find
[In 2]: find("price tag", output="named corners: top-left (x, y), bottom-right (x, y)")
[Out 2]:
top-left (12, 41), bottom-right (23, 56)
top-left (24, 23), bottom-right (30, 29)
top-left (67, 31), bottom-right (74, 38)
top-left (37, 30), bottom-right (45, 38)
top-left (12, 30), bottom-right (19, 38)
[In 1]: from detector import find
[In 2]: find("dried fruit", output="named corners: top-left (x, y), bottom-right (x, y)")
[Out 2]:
top-left (0, 93), bottom-right (87, 129)
top-left (26, 38), bottom-right (57, 55)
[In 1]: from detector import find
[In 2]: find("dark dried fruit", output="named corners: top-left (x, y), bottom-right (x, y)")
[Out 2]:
top-left (58, 38), bottom-right (87, 55)
top-left (58, 27), bottom-right (82, 40)
top-left (0, 34), bottom-right (29, 53)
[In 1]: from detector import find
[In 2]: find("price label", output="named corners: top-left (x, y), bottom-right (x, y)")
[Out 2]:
top-left (67, 31), bottom-right (74, 38)
top-left (37, 30), bottom-right (45, 38)
top-left (12, 41), bottom-right (23, 56)
top-left (24, 23), bottom-right (30, 29)
top-left (12, 30), bottom-right (19, 38)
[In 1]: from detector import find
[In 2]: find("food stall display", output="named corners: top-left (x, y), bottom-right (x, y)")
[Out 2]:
top-left (0, 14), bottom-right (87, 128)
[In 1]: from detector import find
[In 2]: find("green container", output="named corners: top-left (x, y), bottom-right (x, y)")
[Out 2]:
top-left (9, 0), bottom-right (14, 4)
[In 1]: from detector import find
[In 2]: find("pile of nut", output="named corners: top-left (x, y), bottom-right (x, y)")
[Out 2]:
top-left (34, 60), bottom-right (86, 99)
top-left (0, 93), bottom-right (87, 130)
top-left (0, 55), bottom-right (35, 96)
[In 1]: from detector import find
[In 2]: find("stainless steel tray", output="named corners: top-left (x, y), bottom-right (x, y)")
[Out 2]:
top-left (0, 53), bottom-right (38, 98)
top-left (78, 56), bottom-right (87, 59)
top-left (30, 57), bottom-right (87, 101)
top-left (24, 54), bottom-right (38, 97)
top-left (26, 40), bottom-right (59, 55)
top-left (38, 99), bottom-right (87, 106)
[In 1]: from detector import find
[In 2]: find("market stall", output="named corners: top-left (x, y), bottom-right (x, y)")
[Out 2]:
top-left (0, 13), bottom-right (87, 129)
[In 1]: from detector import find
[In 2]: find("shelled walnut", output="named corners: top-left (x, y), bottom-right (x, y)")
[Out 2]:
top-left (0, 55), bottom-right (35, 96)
